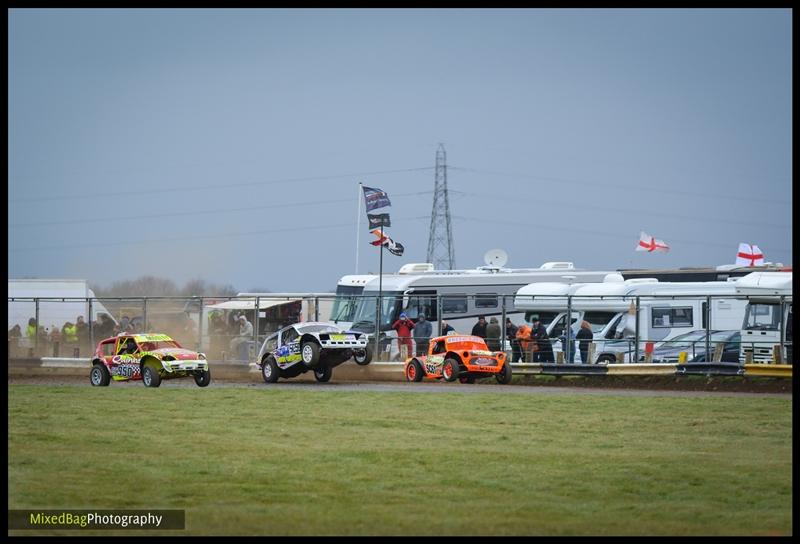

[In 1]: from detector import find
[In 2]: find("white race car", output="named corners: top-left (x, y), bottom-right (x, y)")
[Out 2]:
top-left (256, 322), bottom-right (371, 383)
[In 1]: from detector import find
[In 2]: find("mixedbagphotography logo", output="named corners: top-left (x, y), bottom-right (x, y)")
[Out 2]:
top-left (8, 509), bottom-right (185, 530)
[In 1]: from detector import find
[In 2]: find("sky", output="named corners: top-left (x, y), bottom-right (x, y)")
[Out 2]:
top-left (8, 8), bottom-right (793, 293)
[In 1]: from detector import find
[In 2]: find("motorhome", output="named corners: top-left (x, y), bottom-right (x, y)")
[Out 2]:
top-left (347, 261), bottom-right (616, 360)
top-left (515, 278), bottom-right (749, 363)
top-left (330, 274), bottom-right (377, 327)
top-left (735, 271), bottom-right (792, 363)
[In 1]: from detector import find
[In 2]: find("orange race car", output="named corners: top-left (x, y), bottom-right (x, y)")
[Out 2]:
top-left (405, 334), bottom-right (512, 384)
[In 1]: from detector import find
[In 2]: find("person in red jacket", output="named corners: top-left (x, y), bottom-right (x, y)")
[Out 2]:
top-left (391, 312), bottom-right (415, 360)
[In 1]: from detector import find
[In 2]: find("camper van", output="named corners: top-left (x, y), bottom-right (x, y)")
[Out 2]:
top-left (330, 274), bottom-right (377, 327)
top-left (346, 262), bottom-right (616, 360)
top-left (735, 271), bottom-right (792, 363)
top-left (515, 278), bottom-right (749, 363)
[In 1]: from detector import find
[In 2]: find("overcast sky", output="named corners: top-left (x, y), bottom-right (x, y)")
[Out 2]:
top-left (8, 8), bottom-right (792, 293)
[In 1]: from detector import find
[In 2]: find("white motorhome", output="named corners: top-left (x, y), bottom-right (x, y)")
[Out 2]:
top-left (330, 274), bottom-right (378, 327)
top-left (347, 262), bottom-right (616, 359)
top-left (515, 278), bottom-right (748, 363)
top-left (735, 271), bottom-right (792, 363)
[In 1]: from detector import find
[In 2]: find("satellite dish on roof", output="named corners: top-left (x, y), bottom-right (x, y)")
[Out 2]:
top-left (484, 249), bottom-right (508, 268)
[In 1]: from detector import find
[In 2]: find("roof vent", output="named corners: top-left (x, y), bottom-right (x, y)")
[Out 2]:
top-left (539, 262), bottom-right (574, 270)
top-left (398, 263), bottom-right (435, 275)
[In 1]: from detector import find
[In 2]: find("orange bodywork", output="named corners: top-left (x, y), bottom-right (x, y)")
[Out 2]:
top-left (404, 334), bottom-right (507, 381)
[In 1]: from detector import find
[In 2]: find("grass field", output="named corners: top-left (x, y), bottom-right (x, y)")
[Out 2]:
top-left (8, 385), bottom-right (792, 536)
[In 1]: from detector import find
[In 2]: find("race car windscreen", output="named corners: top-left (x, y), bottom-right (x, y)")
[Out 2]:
top-left (296, 324), bottom-right (342, 334)
top-left (139, 340), bottom-right (181, 351)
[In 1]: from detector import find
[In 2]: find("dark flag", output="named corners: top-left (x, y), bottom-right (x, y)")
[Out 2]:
top-left (362, 185), bottom-right (392, 212)
top-left (369, 229), bottom-right (404, 256)
top-left (367, 213), bottom-right (391, 229)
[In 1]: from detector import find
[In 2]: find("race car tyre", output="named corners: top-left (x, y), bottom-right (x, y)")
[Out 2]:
top-left (442, 358), bottom-right (460, 382)
top-left (90, 363), bottom-right (110, 386)
top-left (142, 364), bottom-right (161, 388)
top-left (261, 356), bottom-right (280, 383)
top-left (194, 369), bottom-right (211, 387)
top-left (459, 375), bottom-right (476, 384)
top-left (406, 359), bottom-right (424, 382)
top-left (301, 341), bottom-right (321, 367)
top-left (495, 362), bottom-right (513, 384)
top-left (313, 365), bottom-right (332, 382)
top-left (353, 346), bottom-right (373, 365)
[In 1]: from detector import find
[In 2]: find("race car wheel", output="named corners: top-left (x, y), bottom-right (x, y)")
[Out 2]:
top-left (459, 375), bottom-right (476, 384)
top-left (301, 341), bottom-right (320, 367)
top-left (495, 362), bottom-right (513, 384)
top-left (313, 365), bottom-right (332, 382)
top-left (90, 363), bottom-right (110, 386)
top-left (194, 369), bottom-right (211, 387)
top-left (406, 359), bottom-right (424, 382)
top-left (353, 346), bottom-right (373, 365)
top-left (442, 358), bottom-right (460, 382)
top-left (261, 356), bottom-right (280, 383)
top-left (142, 364), bottom-right (161, 388)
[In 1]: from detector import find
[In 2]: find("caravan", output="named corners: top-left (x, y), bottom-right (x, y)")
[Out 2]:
top-left (515, 278), bottom-right (749, 363)
top-left (735, 271), bottom-right (792, 363)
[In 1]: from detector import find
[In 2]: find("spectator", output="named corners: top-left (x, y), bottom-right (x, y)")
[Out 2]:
top-left (506, 318), bottom-right (522, 363)
top-left (515, 320), bottom-right (532, 362)
top-left (62, 321), bottom-right (78, 346)
top-left (559, 325), bottom-right (576, 364)
top-left (530, 315), bottom-right (554, 362)
top-left (486, 317), bottom-right (502, 351)
top-left (26, 318), bottom-right (37, 341)
top-left (119, 316), bottom-right (135, 333)
top-left (441, 320), bottom-right (455, 336)
top-left (391, 312), bottom-right (415, 360)
top-left (75, 316), bottom-right (90, 352)
top-left (230, 315), bottom-right (254, 360)
top-left (471, 316), bottom-right (488, 339)
top-left (413, 314), bottom-right (432, 356)
top-left (8, 324), bottom-right (22, 340)
top-left (8, 324), bottom-right (22, 356)
top-left (576, 320), bottom-right (594, 364)
top-left (95, 313), bottom-right (114, 339)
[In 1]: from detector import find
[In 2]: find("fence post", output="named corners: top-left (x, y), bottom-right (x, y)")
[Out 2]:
top-left (253, 296), bottom-right (260, 360)
top-left (713, 342), bottom-right (724, 362)
top-left (633, 296), bottom-right (640, 364)
top-left (34, 298), bottom-right (40, 356)
top-left (142, 298), bottom-right (148, 333)
top-left (779, 295), bottom-right (785, 363)
top-left (566, 294), bottom-right (572, 364)
top-left (501, 295), bottom-right (507, 357)
top-left (88, 298), bottom-right (94, 349)
top-left (705, 295), bottom-right (711, 363)
top-left (198, 296), bottom-right (204, 353)
top-left (314, 296), bottom-right (319, 321)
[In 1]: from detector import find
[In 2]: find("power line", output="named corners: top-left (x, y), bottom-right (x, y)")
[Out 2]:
top-left (9, 191), bottom-right (432, 228)
top-left (450, 166), bottom-right (789, 206)
top-left (9, 167), bottom-right (435, 203)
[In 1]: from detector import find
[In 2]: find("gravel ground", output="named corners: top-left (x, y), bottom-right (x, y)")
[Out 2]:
top-left (7, 374), bottom-right (792, 397)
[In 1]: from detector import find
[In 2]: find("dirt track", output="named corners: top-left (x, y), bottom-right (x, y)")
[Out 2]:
top-left (7, 374), bottom-right (792, 397)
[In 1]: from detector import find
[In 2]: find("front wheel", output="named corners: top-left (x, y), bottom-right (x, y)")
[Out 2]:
top-left (406, 359), bottom-right (424, 382)
top-left (90, 363), bottom-right (110, 386)
top-left (261, 357), bottom-right (280, 383)
top-left (442, 358), bottom-right (460, 382)
top-left (194, 369), bottom-right (211, 387)
top-left (301, 341), bottom-right (320, 367)
top-left (495, 362), bottom-right (512, 384)
top-left (313, 365), bottom-right (332, 382)
top-left (142, 365), bottom-right (161, 388)
top-left (353, 346), bottom-right (373, 365)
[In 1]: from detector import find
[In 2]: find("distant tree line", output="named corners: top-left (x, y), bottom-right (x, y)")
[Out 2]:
top-left (91, 276), bottom-right (240, 298)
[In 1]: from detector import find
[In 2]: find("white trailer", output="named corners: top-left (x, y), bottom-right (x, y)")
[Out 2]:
top-left (735, 271), bottom-right (792, 363)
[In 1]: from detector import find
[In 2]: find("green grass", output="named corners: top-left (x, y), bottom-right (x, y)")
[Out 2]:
top-left (8, 385), bottom-right (792, 536)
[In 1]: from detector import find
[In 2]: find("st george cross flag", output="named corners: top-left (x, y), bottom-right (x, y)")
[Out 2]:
top-left (367, 213), bottom-right (391, 229)
top-left (635, 231), bottom-right (670, 253)
top-left (736, 243), bottom-right (764, 267)
top-left (369, 229), bottom-right (404, 256)
top-left (362, 186), bottom-right (392, 212)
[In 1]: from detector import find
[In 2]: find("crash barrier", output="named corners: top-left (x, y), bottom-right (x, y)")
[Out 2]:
top-left (743, 364), bottom-right (793, 378)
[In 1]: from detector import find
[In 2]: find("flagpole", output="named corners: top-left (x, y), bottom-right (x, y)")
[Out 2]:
top-left (375, 223), bottom-right (383, 361)
top-left (356, 182), bottom-right (362, 274)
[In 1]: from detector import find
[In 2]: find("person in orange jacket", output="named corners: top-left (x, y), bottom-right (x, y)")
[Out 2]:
top-left (515, 321), bottom-right (532, 362)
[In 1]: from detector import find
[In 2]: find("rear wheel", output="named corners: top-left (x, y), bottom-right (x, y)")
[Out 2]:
top-left (194, 369), bottom-right (211, 387)
top-left (90, 363), bottom-right (110, 386)
top-left (142, 364), bottom-right (161, 388)
top-left (442, 358), bottom-right (460, 382)
top-left (495, 362), bottom-right (512, 384)
top-left (406, 359), bottom-right (424, 382)
top-left (261, 356), bottom-right (280, 383)
top-left (353, 346), bottom-right (373, 365)
top-left (313, 365), bottom-right (332, 382)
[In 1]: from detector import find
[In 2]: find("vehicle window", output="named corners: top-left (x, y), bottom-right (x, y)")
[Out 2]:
top-left (282, 328), bottom-right (299, 346)
top-left (264, 335), bottom-right (278, 352)
top-left (652, 307), bottom-right (693, 328)
top-left (116, 339), bottom-right (137, 355)
top-left (475, 293), bottom-right (498, 308)
top-left (432, 340), bottom-right (446, 354)
top-left (102, 342), bottom-right (115, 356)
top-left (442, 295), bottom-right (468, 314)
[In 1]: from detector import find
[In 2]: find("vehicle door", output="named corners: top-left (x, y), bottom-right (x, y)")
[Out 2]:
top-left (110, 336), bottom-right (141, 379)
top-left (425, 338), bottom-right (447, 376)
top-left (275, 327), bottom-right (301, 366)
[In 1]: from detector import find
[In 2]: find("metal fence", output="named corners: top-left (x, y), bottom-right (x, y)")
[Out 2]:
top-left (7, 292), bottom-right (792, 365)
